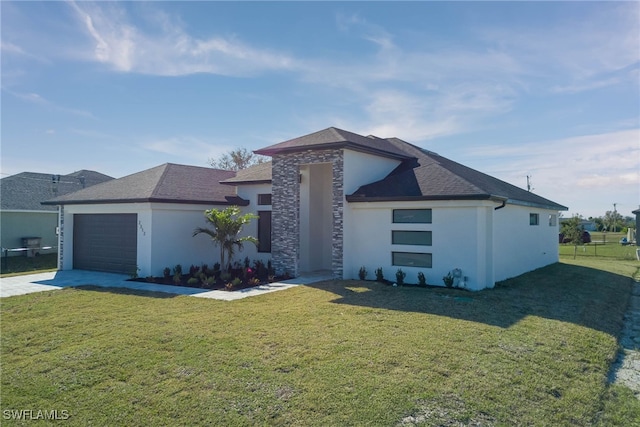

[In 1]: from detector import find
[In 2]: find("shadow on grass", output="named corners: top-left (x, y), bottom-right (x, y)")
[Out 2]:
top-left (73, 285), bottom-right (180, 299)
top-left (306, 263), bottom-right (633, 335)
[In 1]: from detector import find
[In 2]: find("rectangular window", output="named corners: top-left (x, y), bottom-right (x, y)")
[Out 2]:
top-left (392, 252), bottom-right (432, 268)
top-left (549, 214), bottom-right (557, 226)
top-left (393, 209), bottom-right (432, 223)
top-left (392, 230), bottom-right (432, 246)
top-left (257, 194), bottom-right (272, 205)
top-left (530, 213), bottom-right (539, 226)
top-left (257, 211), bottom-right (271, 253)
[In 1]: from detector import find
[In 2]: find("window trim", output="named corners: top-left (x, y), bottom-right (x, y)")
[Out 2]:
top-left (257, 211), bottom-right (271, 253)
top-left (392, 251), bottom-right (433, 268)
top-left (392, 209), bottom-right (432, 224)
top-left (392, 230), bottom-right (432, 246)
top-left (529, 213), bottom-right (539, 226)
top-left (257, 193), bottom-right (272, 206)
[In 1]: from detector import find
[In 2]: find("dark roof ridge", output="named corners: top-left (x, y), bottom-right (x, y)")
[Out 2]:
top-left (255, 126), bottom-right (413, 159)
top-left (151, 163), bottom-right (173, 199)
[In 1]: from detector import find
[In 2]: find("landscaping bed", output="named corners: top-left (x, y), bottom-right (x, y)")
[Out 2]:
top-left (128, 259), bottom-right (289, 291)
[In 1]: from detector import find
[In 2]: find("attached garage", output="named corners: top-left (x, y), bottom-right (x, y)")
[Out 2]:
top-left (43, 163), bottom-right (246, 277)
top-left (73, 214), bottom-right (137, 274)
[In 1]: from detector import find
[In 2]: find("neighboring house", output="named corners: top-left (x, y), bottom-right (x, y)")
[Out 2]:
top-left (560, 218), bottom-right (597, 232)
top-left (1, 170), bottom-right (113, 257)
top-left (44, 127), bottom-right (567, 290)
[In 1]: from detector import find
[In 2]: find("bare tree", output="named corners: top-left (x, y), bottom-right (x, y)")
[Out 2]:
top-left (208, 148), bottom-right (267, 171)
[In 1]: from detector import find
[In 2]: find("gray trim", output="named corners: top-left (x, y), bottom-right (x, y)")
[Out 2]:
top-left (43, 197), bottom-right (249, 206)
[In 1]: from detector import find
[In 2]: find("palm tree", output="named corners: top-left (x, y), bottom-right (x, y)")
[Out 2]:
top-left (193, 206), bottom-right (258, 271)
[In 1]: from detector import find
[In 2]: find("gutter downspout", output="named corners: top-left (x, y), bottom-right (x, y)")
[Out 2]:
top-left (492, 197), bottom-right (508, 210)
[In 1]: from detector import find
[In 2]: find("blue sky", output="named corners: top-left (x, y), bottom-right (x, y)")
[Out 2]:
top-left (2, 1), bottom-right (638, 219)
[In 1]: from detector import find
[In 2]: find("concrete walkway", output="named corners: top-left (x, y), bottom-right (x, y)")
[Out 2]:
top-left (0, 270), bottom-right (333, 300)
top-left (609, 281), bottom-right (640, 398)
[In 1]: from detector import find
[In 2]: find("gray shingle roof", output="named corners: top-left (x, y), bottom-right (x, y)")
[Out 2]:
top-left (220, 161), bottom-right (272, 185)
top-left (1, 170), bottom-right (114, 211)
top-left (42, 163), bottom-right (247, 206)
top-left (254, 127), bottom-right (413, 159)
top-left (348, 137), bottom-right (568, 210)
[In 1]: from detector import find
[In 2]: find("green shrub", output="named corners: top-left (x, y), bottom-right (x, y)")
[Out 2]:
top-left (358, 266), bottom-right (368, 280)
top-left (173, 264), bottom-right (183, 276)
top-left (443, 272), bottom-right (454, 288)
top-left (395, 269), bottom-right (406, 286)
top-left (375, 268), bottom-right (384, 282)
top-left (187, 277), bottom-right (199, 286)
top-left (417, 272), bottom-right (426, 286)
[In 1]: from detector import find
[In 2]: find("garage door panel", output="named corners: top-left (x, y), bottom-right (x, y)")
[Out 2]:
top-left (73, 214), bottom-right (137, 274)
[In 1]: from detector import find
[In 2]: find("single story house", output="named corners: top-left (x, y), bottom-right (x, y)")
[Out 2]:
top-left (44, 127), bottom-right (567, 290)
top-left (1, 170), bottom-right (113, 257)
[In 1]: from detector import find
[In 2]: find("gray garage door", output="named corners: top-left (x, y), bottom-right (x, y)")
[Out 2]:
top-left (73, 214), bottom-right (137, 274)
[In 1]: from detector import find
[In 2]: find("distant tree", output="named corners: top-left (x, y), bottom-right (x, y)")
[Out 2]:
top-left (560, 214), bottom-right (584, 259)
top-left (192, 206), bottom-right (258, 271)
top-left (603, 210), bottom-right (624, 232)
top-left (208, 148), bottom-right (267, 171)
top-left (593, 217), bottom-right (605, 232)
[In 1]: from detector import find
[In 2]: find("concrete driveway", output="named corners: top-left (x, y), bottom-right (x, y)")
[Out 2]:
top-left (0, 270), bottom-right (333, 300)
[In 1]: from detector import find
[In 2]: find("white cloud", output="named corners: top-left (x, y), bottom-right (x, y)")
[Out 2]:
top-left (462, 129), bottom-right (640, 216)
top-left (0, 41), bottom-right (49, 63)
top-left (67, 1), bottom-right (296, 76)
top-left (7, 90), bottom-right (94, 118)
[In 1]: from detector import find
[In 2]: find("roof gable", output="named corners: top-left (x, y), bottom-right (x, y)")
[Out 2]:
top-left (347, 137), bottom-right (567, 210)
top-left (220, 161), bottom-right (272, 185)
top-left (255, 127), bottom-right (413, 160)
top-left (43, 163), bottom-right (246, 206)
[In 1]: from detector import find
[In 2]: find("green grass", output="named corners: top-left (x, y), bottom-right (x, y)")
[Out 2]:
top-left (1, 258), bottom-right (639, 426)
top-left (560, 234), bottom-right (639, 261)
top-left (0, 253), bottom-right (57, 276)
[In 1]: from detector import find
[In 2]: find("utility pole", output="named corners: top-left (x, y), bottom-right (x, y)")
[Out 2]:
top-left (613, 203), bottom-right (618, 232)
top-left (526, 175), bottom-right (533, 192)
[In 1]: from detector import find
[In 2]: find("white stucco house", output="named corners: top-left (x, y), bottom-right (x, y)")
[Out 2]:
top-left (44, 127), bottom-right (567, 290)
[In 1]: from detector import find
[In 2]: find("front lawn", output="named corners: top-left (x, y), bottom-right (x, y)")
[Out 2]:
top-left (1, 260), bottom-right (639, 426)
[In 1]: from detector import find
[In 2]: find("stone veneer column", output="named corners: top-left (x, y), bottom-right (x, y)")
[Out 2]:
top-left (271, 154), bottom-right (301, 277)
top-left (270, 149), bottom-right (344, 279)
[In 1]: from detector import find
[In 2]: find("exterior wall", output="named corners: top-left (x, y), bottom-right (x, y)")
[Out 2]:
top-left (345, 200), bottom-right (499, 291)
top-left (0, 211), bottom-right (58, 256)
top-left (342, 150), bottom-right (401, 194)
top-left (271, 149), bottom-right (344, 278)
top-left (493, 204), bottom-right (560, 282)
top-left (60, 202), bottom-right (265, 277)
top-left (300, 163), bottom-right (333, 272)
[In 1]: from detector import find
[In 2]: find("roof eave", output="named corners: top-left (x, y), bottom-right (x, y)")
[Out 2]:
top-left (42, 197), bottom-right (249, 207)
top-left (220, 179), bottom-right (272, 186)
top-left (346, 194), bottom-right (505, 203)
top-left (256, 142), bottom-right (412, 161)
top-left (505, 199), bottom-right (568, 211)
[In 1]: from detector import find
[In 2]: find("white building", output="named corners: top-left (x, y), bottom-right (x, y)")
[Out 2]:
top-left (45, 127), bottom-right (567, 290)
